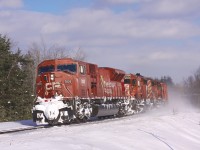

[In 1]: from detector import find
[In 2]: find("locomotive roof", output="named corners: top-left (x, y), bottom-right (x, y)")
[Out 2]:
top-left (38, 58), bottom-right (125, 74)
top-left (38, 58), bottom-right (97, 66)
top-left (99, 67), bottom-right (125, 74)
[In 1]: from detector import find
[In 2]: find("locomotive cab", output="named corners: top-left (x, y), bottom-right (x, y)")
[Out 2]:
top-left (124, 74), bottom-right (146, 100)
top-left (33, 58), bottom-right (80, 125)
top-left (36, 59), bottom-right (78, 99)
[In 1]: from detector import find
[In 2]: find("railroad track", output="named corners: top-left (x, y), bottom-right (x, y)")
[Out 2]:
top-left (0, 125), bottom-right (50, 135)
top-left (0, 108), bottom-right (160, 135)
top-left (0, 115), bottom-right (131, 135)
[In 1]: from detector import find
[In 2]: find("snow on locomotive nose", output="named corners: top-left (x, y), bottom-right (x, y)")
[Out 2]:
top-left (33, 97), bottom-right (56, 125)
top-left (32, 95), bottom-right (72, 125)
top-left (44, 103), bottom-right (59, 121)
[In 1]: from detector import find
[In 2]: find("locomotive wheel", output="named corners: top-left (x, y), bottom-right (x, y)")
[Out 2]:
top-left (74, 117), bottom-right (88, 123)
top-left (75, 100), bottom-right (92, 120)
top-left (63, 119), bottom-right (71, 125)
top-left (79, 116), bottom-right (88, 123)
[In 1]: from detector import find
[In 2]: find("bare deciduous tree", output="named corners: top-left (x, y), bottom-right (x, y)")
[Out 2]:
top-left (184, 66), bottom-right (200, 94)
top-left (183, 66), bottom-right (200, 108)
top-left (27, 38), bottom-right (86, 95)
top-left (72, 48), bottom-right (86, 61)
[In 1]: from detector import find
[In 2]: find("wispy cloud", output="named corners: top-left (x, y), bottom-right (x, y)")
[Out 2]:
top-left (95, 0), bottom-right (200, 18)
top-left (0, 0), bottom-right (200, 82)
top-left (95, 0), bottom-right (140, 5)
top-left (0, 0), bottom-right (23, 9)
top-left (139, 0), bottom-right (200, 17)
top-left (149, 52), bottom-right (177, 61)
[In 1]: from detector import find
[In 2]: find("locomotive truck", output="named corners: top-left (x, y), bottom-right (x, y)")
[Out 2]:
top-left (32, 58), bottom-right (168, 125)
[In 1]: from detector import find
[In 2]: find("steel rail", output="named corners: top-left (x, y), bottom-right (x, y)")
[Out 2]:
top-left (0, 107), bottom-right (159, 135)
top-left (0, 125), bottom-right (50, 135)
top-left (0, 115), bottom-right (133, 135)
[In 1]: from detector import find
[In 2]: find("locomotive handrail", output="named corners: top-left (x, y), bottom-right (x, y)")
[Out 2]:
top-left (61, 83), bottom-right (73, 97)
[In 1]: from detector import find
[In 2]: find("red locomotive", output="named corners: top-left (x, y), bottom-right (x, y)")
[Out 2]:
top-left (32, 58), bottom-right (168, 125)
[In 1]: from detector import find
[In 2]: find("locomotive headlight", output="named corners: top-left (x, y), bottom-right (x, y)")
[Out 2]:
top-left (50, 74), bottom-right (55, 81)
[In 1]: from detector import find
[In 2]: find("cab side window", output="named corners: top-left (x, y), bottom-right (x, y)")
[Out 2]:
top-left (132, 79), bottom-right (137, 86)
top-left (80, 65), bottom-right (86, 74)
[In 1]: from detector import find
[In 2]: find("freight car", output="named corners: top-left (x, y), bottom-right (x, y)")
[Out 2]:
top-left (32, 58), bottom-right (168, 125)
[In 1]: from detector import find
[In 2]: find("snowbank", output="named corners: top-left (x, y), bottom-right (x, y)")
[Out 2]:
top-left (0, 105), bottom-right (200, 150)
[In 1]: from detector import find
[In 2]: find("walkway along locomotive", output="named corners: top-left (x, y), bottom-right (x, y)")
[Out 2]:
top-left (32, 58), bottom-right (168, 125)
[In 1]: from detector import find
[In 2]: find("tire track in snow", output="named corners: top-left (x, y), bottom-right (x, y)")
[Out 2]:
top-left (138, 129), bottom-right (174, 150)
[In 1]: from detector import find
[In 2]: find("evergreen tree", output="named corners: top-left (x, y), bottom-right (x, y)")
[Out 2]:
top-left (160, 76), bottom-right (174, 87)
top-left (0, 35), bottom-right (34, 121)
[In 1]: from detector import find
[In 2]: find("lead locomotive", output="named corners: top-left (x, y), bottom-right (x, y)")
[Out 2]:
top-left (32, 58), bottom-right (168, 125)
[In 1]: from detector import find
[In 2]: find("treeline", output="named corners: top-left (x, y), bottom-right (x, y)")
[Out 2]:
top-left (160, 76), bottom-right (174, 87)
top-left (0, 35), bottom-right (86, 122)
top-left (184, 67), bottom-right (200, 95)
top-left (183, 67), bottom-right (200, 107)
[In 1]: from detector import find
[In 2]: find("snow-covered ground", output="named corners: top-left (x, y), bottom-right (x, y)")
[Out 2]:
top-left (0, 101), bottom-right (200, 150)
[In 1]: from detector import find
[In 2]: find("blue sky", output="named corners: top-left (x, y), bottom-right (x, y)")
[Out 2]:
top-left (23, 0), bottom-right (140, 14)
top-left (24, 0), bottom-right (93, 14)
top-left (1, 0), bottom-right (200, 83)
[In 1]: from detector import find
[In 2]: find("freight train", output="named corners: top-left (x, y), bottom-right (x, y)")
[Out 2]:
top-left (32, 58), bottom-right (168, 125)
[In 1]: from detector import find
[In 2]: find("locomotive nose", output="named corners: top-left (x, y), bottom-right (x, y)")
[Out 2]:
top-left (44, 103), bottom-right (59, 121)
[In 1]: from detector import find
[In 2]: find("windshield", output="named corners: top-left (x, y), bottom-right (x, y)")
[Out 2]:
top-left (38, 65), bottom-right (55, 75)
top-left (57, 64), bottom-right (77, 73)
top-left (124, 79), bottom-right (131, 84)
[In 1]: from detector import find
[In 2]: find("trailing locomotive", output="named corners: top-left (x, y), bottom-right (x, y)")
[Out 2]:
top-left (32, 58), bottom-right (168, 125)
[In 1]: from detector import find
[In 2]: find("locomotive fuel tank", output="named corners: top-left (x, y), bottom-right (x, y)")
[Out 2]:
top-left (91, 103), bottom-right (119, 117)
